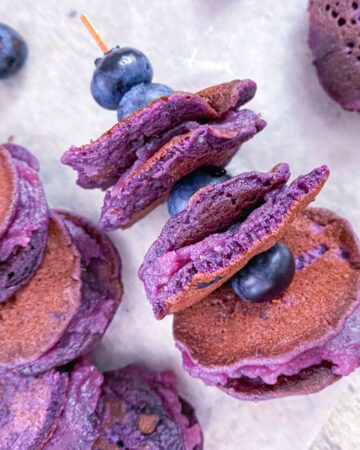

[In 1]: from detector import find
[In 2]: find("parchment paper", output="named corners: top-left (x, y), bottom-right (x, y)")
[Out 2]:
top-left (1, 1), bottom-right (359, 449)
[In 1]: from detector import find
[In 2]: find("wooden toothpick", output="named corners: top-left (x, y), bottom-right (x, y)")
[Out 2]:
top-left (80, 14), bottom-right (109, 53)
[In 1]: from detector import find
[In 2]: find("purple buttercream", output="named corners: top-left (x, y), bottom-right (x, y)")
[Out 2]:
top-left (100, 109), bottom-right (266, 230)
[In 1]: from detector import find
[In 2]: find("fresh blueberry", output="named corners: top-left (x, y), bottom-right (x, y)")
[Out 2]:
top-left (167, 166), bottom-right (231, 216)
top-left (91, 46), bottom-right (153, 110)
top-left (117, 82), bottom-right (173, 120)
top-left (231, 243), bottom-right (295, 303)
top-left (0, 23), bottom-right (28, 79)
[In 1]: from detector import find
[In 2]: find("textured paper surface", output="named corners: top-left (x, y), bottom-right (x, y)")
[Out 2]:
top-left (1, 1), bottom-right (359, 449)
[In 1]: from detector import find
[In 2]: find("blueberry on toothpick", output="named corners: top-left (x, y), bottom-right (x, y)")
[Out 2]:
top-left (81, 14), bottom-right (154, 110)
top-left (231, 243), bottom-right (295, 303)
top-left (91, 46), bottom-right (153, 110)
top-left (117, 82), bottom-right (173, 120)
top-left (0, 23), bottom-right (28, 79)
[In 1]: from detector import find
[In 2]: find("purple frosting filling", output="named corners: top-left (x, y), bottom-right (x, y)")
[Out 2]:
top-left (44, 358), bottom-right (103, 450)
top-left (19, 211), bottom-right (122, 375)
top-left (0, 146), bottom-right (48, 303)
top-left (100, 109), bottom-right (266, 230)
top-left (140, 166), bottom-right (329, 318)
top-left (96, 365), bottom-right (203, 450)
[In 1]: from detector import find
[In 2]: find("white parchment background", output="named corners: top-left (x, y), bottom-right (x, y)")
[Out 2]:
top-left (1, 1), bottom-right (359, 449)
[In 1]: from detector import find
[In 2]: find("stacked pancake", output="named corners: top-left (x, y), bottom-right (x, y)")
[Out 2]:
top-left (62, 80), bottom-right (265, 230)
top-left (0, 359), bottom-right (203, 450)
top-left (0, 143), bottom-right (203, 449)
top-left (140, 163), bottom-right (360, 400)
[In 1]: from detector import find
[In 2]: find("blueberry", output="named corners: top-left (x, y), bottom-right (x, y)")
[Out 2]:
top-left (231, 243), bottom-right (295, 303)
top-left (167, 166), bottom-right (231, 216)
top-left (91, 46), bottom-right (153, 110)
top-left (0, 23), bottom-right (28, 79)
top-left (117, 82), bottom-right (173, 120)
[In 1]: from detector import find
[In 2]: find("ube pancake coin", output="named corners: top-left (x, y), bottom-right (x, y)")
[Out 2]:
top-left (44, 358), bottom-right (104, 450)
top-left (140, 164), bottom-right (291, 318)
top-left (140, 166), bottom-right (329, 318)
top-left (3, 142), bottom-right (40, 171)
top-left (100, 109), bottom-right (266, 230)
top-left (95, 365), bottom-right (203, 450)
top-left (62, 79), bottom-right (257, 190)
top-left (0, 145), bottom-right (18, 239)
top-left (174, 208), bottom-right (360, 400)
top-left (0, 210), bottom-right (122, 374)
top-left (309, 0), bottom-right (360, 110)
top-left (0, 368), bottom-right (68, 450)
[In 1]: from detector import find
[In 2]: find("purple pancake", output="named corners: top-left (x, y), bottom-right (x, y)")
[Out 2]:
top-left (3, 142), bottom-right (40, 171)
top-left (0, 147), bottom-right (18, 239)
top-left (0, 211), bottom-right (122, 375)
top-left (140, 165), bottom-right (328, 319)
top-left (174, 207), bottom-right (360, 400)
top-left (44, 358), bottom-right (104, 449)
top-left (94, 365), bottom-right (203, 450)
top-left (0, 144), bottom-right (48, 303)
top-left (308, 0), bottom-right (360, 110)
top-left (62, 80), bottom-right (257, 190)
top-left (100, 109), bottom-right (265, 230)
top-left (62, 80), bottom-right (264, 229)
top-left (0, 367), bottom-right (68, 450)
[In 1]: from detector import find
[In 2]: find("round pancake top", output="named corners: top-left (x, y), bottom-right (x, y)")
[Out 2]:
top-left (0, 213), bottom-right (82, 368)
top-left (173, 208), bottom-right (360, 367)
top-left (0, 146), bottom-right (18, 238)
top-left (95, 365), bottom-right (188, 450)
top-left (0, 369), bottom-right (67, 450)
top-left (309, 0), bottom-right (360, 109)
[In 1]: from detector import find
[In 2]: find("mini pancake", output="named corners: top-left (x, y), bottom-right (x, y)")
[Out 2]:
top-left (140, 166), bottom-right (329, 319)
top-left (0, 211), bottom-right (122, 374)
top-left (94, 365), bottom-right (203, 450)
top-left (0, 145), bottom-right (49, 303)
top-left (308, 0), bottom-right (360, 110)
top-left (44, 358), bottom-right (103, 450)
top-left (140, 164), bottom-right (291, 319)
top-left (62, 79), bottom-right (257, 190)
top-left (100, 109), bottom-right (266, 230)
top-left (173, 208), bottom-right (360, 400)
top-left (0, 368), bottom-right (68, 450)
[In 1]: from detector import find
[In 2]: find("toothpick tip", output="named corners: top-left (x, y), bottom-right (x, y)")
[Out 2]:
top-left (80, 13), bottom-right (109, 54)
